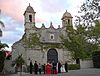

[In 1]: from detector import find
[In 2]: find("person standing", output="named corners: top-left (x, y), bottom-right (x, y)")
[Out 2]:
top-left (43, 64), bottom-right (45, 74)
top-left (29, 60), bottom-right (33, 74)
top-left (58, 61), bottom-right (61, 73)
top-left (64, 61), bottom-right (68, 72)
top-left (34, 61), bottom-right (38, 74)
top-left (52, 61), bottom-right (57, 74)
top-left (38, 63), bottom-right (41, 74)
top-left (61, 64), bottom-right (66, 73)
top-left (46, 62), bottom-right (52, 74)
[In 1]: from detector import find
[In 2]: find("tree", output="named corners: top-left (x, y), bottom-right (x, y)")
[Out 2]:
top-left (88, 22), bottom-right (100, 44)
top-left (0, 51), bottom-right (6, 72)
top-left (24, 32), bottom-right (46, 60)
top-left (61, 0), bottom-right (100, 60)
top-left (75, 0), bottom-right (100, 26)
top-left (0, 41), bottom-right (9, 49)
top-left (75, 0), bottom-right (100, 47)
top-left (0, 41), bottom-right (9, 72)
top-left (24, 33), bottom-right (41, 48)
top-left (0, 21), bottom-right (5, 28)
top-left (92, 51), bottom-right (100, 68)
top-left (61, 24), bottom-right (95, 60)
top-left (0, 10), bottom-right (5, 37)
top-left (15, 54), bottom-right (25, 76)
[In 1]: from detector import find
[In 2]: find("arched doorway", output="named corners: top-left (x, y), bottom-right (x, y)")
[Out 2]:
top-left (47, 48), bottom-right (58, 63)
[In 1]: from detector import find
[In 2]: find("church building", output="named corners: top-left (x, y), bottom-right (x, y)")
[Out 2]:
top-left (12, 4), bottom-right (73, 65)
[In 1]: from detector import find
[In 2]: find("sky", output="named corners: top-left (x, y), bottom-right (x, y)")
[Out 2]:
top-left (0, 0), bottom-right (84, 51)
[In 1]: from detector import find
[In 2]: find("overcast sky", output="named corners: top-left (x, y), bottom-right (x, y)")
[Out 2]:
top-left (0, 0), bottom-right (84, 51)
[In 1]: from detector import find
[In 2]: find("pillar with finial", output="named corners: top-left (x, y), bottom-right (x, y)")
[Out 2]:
top-left (29, 3), bottom-right (30, 6)
top-left (58, 25), bottom-right (60, 28)
top-left (50, 21), bottom-right (52, 26)
top-left (50, 21), bottom-right (54, 28)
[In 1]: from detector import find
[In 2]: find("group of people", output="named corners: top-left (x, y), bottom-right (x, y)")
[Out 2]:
top-left (29, 60), bottom-right (68, 75)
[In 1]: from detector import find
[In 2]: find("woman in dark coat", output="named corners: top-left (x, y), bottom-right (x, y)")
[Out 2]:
top-left (58, 61), bottom-right (61, 73)
top-left (34, 61), bottom-right (38, 74)
top-left (29, 61), bottom-right (33, 74)
top-left (64, 61), bottom-right (68, 72)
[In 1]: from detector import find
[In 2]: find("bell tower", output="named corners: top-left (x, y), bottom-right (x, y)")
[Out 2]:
top-left (24, 3), bottom-right (36, 30)
top-left (61, 10), bottom-right (73, 27)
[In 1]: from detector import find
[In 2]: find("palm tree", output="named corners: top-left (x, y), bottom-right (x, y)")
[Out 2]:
top-left (0, 9), bottom-right (5, 37)
top-left (0, 41), bottom-right (9, 73)
top-left (0, 41), bottom-right (9, 50)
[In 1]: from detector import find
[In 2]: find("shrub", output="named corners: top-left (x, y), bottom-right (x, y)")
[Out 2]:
top-left (0, 51), bottom-right (6, 72)
top-left (92, 51), bottom-right (100, 68)
top-left (68, 64), bottom-right (80, 70)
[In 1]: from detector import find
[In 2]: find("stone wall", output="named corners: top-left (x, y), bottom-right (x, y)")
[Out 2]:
top-left (80, 59), bottom-right (93, 69)
top-left (2, 60), bottom-right (15, 74)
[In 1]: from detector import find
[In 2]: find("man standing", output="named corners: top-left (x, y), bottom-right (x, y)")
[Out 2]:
top-left (29, 60), bottom-right (33, 74)
top-left (43, 64), bottom-right (45, 74)
top-left (58, 61), bottom-right (61, 73)
top-left (64, 61), bottom-right (68, 72)
top-left (38, 63), bottom-right (41, 74)
top-left (34, 61), bottom-right (38, 74)
top-left (52, 61), bottom-right (57, 74)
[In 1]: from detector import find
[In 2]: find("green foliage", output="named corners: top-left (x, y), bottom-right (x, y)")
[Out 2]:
top-left (24, 32), bottom-right (63, 52)
top-left (92, 51), bottom-right (100, 68)
top-left (62, 0), bottom-right (100, 60)
top-left (88, 22), bottom-right (100, 44)
top-left (75, 0), bottom-right (100, 26)
top-left (42, 43), bottom-right (63, 50)
top-left (15, 54), bottom-right (25, 67)
top-left (68, 64), bottom-right (80, 70)
top-left (0, 41), bottom-right (9, 49)
top-left (0, 21), bottom-right (5, 28)
top-left (0, 41), bottom-right (9, 72)
top-left (24, 33), bottom-right (41, 48)
top-left (62, 24), bottom-right (96, 59)
top-left (0, 51), bottom-right (6, 72)
top-left (0, 20), bottom-right (5, 37)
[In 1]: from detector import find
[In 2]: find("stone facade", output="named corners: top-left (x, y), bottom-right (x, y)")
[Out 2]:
top-left (12, 4), bottom-right (73, 65)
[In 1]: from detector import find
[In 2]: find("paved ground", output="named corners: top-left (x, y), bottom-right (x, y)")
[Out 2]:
top-left (1, 68), bottom-right (100, 76)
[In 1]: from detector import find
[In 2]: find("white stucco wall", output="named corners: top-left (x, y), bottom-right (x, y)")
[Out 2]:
top-left (80, 59), bottom-right (93, 69)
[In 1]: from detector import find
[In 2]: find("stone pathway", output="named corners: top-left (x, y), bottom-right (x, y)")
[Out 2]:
top-left (1, 68), bottom-right (100, 76)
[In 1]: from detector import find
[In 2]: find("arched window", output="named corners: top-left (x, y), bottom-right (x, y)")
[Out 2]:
top-left (68, 19), bottom-right (70, 24)
top-left (29, 15), bottom-right (32, 22)
top-left (50, 34), bottom-right (54, 40)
